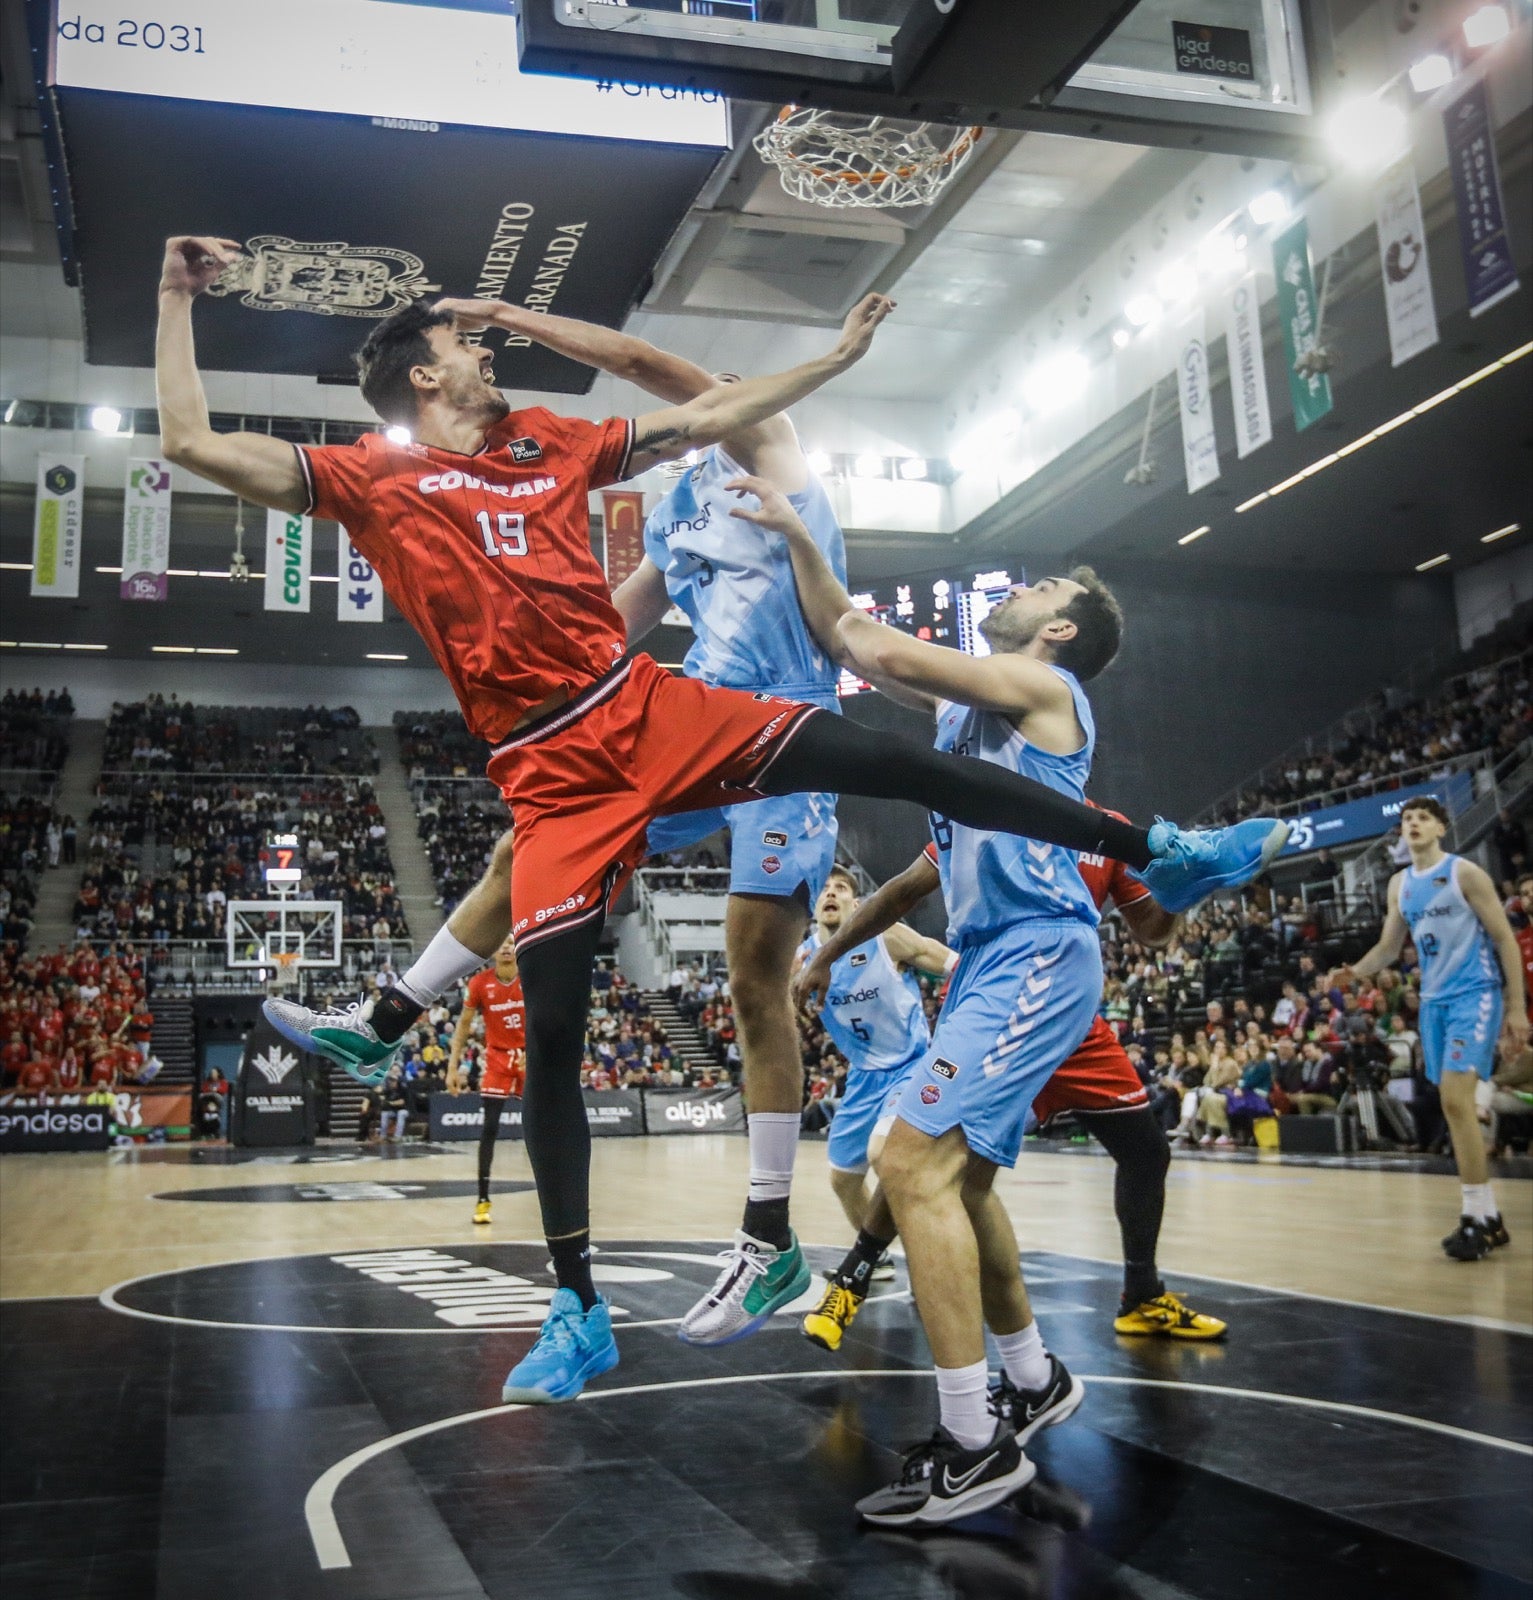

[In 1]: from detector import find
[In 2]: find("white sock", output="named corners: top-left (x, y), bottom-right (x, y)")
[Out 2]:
top-left (397, 927), bottom-right (488, 1008)
top-left (935, 1359), bottom-right (993, 1451)
top-left (993, 1321), bottom-right (1051, 1391)
top-left (1462, 1182), bottom-right (1496, 1222)
top-left (746, 1112), bottom-right (800, 1204)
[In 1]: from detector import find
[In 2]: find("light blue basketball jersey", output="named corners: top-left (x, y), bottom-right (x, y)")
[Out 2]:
top-left (929, 668), bottom-right (1100, 943)
top-left (643, 442), bottom-right (846, 703)
top-left (1399, 854), bottom-right (1500, 1000)
top-left (803, 930), bottom-right (931, 1072)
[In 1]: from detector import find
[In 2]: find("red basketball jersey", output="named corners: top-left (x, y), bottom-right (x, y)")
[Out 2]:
top-left (467, 970), bottom-right (526, 1054)
top-left (299, 409), bottom-right (635, 743)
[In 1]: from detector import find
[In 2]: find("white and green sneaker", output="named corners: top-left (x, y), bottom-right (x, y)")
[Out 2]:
top-left (678, 1230), bottom-right (812, 1347)
top-left (263, 995), bottom-right (402, 1086)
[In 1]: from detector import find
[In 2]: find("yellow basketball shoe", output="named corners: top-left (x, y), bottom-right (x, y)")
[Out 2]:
top-left (802, 1279), bottom-right (867, 1352)
top-left (473, 1199), bottom-right (492, 1226)
top-left (1114, 1290), bottom-right (1227, 1340)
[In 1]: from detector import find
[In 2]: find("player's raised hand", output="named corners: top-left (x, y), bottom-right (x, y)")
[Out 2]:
top-left (160, 236), bottom-right (243, 297)
top-left (833, 293), bottom-right (895, 365)
top-left (725, 475), bottom-right (809, 539)
top-left (792, 946), bottom-right (833, 1016)
top-left (434, 297), bottom-right (513, 332)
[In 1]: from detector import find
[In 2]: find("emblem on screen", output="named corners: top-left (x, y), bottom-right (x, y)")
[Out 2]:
top-left (208, 237), bottom-right (441, 319)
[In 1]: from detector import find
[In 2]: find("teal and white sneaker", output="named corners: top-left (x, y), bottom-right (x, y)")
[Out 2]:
top-left (501, 1289), bottom-right (619, 1403)
top-left (262, 995), bottom-right (401, 1086)
top-left (678, 1230), bottom-right (813, 1347)
top-left (1137, 817), bottom-right (1290, 914)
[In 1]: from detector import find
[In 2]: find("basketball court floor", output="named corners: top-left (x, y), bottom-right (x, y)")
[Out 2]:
top-left (3, 1137), bottom-right (1529, 1599)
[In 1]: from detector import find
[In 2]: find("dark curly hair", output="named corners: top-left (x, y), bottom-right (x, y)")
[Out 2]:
top-left (354, 303), bottom-right (455, 425)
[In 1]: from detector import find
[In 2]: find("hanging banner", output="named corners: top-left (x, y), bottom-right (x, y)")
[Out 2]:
top-left (264, 509), bottom-right (311, 613)
top-left (1174, 308), bottom-right (1220, 494)
top-left (1443, 78), bottom-right (1520, 318)
top-left (1272, 218), bottom-right (1333, 432)
top-left (1225, 273), bottom-right (1272, 459)
top-left (1374, 156), bottom-right (1439, 367)
top-left (601, 489), bottom-right (647, 588)
top-left (336, 529), bottom-right (383, 622)
top-left (119, 458), bottom-right (172, 602)
top-left (30, 455), bottom-right (84, 599)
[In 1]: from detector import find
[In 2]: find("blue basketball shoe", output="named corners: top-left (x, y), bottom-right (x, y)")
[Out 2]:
top-left (1137, 817), bottom-right (1290, 913)
top-left (501, 1289), bottom-right (619, 1404)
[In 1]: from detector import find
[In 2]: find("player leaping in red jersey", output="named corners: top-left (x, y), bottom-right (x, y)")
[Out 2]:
top-left (446, 934), bottom-right (526, 1226)
top-left (157, 235), bottom-right (1273, 1408)
top-left (795, 814), bottom-right (1227, 1355)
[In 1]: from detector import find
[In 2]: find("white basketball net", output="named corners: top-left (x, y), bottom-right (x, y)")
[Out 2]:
top-left (753, 107), bottom-right (983, 210)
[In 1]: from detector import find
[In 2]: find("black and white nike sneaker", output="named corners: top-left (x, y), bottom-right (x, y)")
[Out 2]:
top-left (1442, 1216), bottom-right (1493, 1261)
top-left (989, 1355), bottom-right (1086, 1446)
top-left (855, 1421), bottom-right (1036, 1527)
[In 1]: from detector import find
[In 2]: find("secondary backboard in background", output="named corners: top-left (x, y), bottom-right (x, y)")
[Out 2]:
top-left (519, 0), bottom-right (1324, 160)
top-left (226, 901), bottom-right (344, 970)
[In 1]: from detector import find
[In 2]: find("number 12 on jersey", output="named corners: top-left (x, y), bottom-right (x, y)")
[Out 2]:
top-left (475, 510), bottom-right (527, 558)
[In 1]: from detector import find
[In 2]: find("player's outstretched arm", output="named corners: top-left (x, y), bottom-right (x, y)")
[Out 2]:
top-left (155, 237), bottom-right (309, 513)
top-left (1458, 860), bottom-right (1532, 1051)
top-left (626, 294), bottom-right (894, 472)
top-left (883, 920), bottom-right (959, 981)
top-left (610, 558), bottom-right (673, 645)
top-left (1335, 874), bottom-right (1409, 983)
top-left (793, 853), bottom-right (941, 1011)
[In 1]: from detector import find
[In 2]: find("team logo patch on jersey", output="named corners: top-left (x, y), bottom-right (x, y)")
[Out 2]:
top-left (508, 437), bottom-right (543, 463)
top-left (761, 856), bottom-right (782, 875)
top-left (762, 830), bottom-right (789, 848)
top-left (849, 952), bottom-right (868, 967)
top-left (920, 1084), bottom-right (942, 1105)
top-left (753, 692), bottom-right (777, 702)
top-left (930, 1057), bottom-right (959, 1080)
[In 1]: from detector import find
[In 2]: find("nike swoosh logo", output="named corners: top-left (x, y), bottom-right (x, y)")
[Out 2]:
top-left (942, 1451), bottom-right (999, 1494)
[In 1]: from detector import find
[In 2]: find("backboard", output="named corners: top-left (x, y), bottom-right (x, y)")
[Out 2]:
top-left (226, 901), bottom-right (344, 970)
top-left (518, 0), bottom-right (1323, 159)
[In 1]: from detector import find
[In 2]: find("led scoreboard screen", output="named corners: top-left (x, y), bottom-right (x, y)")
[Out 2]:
top-left (262, 834), bottom-right (302, 887)
top-left (838, 568), bottom-right (1022, 696)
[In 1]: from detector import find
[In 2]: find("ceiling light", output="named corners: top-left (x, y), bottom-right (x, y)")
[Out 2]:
top-left (853, 453), bottom-right (886, 479)
top-left (951, 409), bottom-right (1021, 473)
top-left (1326, 98), bottom-right (1409, 169)
top-left (63, 643), bottom-right (108, 651)
top-left (383, 425), bottom-right (412, 445)
top-left (1414, 553), bottom-right (1450, 571)
top-left (196, 647), bottom-right (239, 656)
top-left (89, 406), bottom-right (123, 434)
top-left (16, 641), bottom-right (64, 650)
top-left (0, 561), bottom-right (32, 571)
top-left (1463, 4), bottom-right (1510, 48)
top-left (1112, 327), bottom-right (1132, 350)
top-left (152, 646), bottom-right (197, 654)
top-left (1178, 526), bottom-right (1211, 547)
top-left (368, 652), bottom-right (410, 661)
top-left (806, 450), bottom-right (835, 476)
top-left (1408, 53), bottom-right (1455, 92)
top-left (1483, 522), bottom-right (1519, 542)
top-left (1247, 190), bottom-right (1290, 227)
top-left (896, 457), bottom-right (929, 481)
top-left (1022, 352), bottom-right (1091, 413)
top-left (1154, 261), bottom-right (1196, 302)
top-left (1124, 293), bottom-right (1161, 327)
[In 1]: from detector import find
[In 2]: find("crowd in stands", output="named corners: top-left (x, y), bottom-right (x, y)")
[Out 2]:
top-left (1, 690), bottom-right (76, 954)
top-left (102, 696), bottom-right (379, 775)
top-left (396, 710), bottom-right (490, 779)
top-left (0, 941), bottom-right (157, 1098)
top-left (1209, 644), bottom-right (1530, 823)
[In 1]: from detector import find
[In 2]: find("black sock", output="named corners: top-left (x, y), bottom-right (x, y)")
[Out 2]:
top-left (742, 1197), bottom-right (792, 1250)
top-left (370, 987), bottom-right (425, 1044)
top-left (548, 1232), bottom-right (598, 1311)
top-left (836, 1226), bottom-right (892, 1292)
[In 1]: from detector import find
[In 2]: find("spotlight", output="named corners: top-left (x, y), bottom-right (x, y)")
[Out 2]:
top-left (806, 450), bottom-right (835, 476)
top-left (1326, 98), bottom-right (1409, 169)
top-left (1462, 4), bottom-right (1510, 48)
top-left (1247, 190), bottom-right (1290, 227)
top-left (89, 406), bottom-right (123, 434)
top-left (383, 425), bottom-right (412, 445)
top-left (896, 457), bottom-right (929, 481)
top-left (853, 453), bottom-right (886, 479)
top-left (1112, 328), bottom-right (1132, 350)
top-left (1408, 53), bottom-right (1454, 92)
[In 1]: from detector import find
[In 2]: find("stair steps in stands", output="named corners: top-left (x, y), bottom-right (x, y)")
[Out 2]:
top-left (29, 718), bottom-right (106, 949)
top-left (147, 995), bottom-right (196, 1088)
top-left (327, 1063), bottom-right (366, 1140)
top-left (369, 725), bottom-right (447, 954)
top-left (641, 991), bottom-right (717, 1073)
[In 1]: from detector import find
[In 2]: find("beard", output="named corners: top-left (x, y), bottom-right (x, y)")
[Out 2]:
top-left (979, 601), bottom-right (1048, 654)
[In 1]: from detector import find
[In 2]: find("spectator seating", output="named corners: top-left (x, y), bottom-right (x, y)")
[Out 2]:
top-left (0, 689), bottom-right (75, 954)
top-left (0, 940), bottom-right (152, 1095)
top-left (102, 696), bottom-right (379, 775)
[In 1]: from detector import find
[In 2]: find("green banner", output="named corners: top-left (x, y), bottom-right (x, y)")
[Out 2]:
top-left (1272, 217), bottom-right (1333, 432)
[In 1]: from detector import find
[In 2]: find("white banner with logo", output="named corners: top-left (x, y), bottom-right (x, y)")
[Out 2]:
top-left (30, 455), bottom-right (85, 598)
top-left (1224, 274), bottom-right (1272, 459)
top-left (1175, 309), bottom-right (1220, 493)
top-left (336, 529), bottom-right (384, 622)
top-left (1375, 155), bottom-right (1439, 368)
top-left (264, 509), bottom-right (311, 613)
top-left (119, 458), bottom-right (172, 601)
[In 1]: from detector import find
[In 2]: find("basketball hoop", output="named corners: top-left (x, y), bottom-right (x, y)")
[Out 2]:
top-left (272, 950), bottom-right (301, 980)
top-left (753, 107), bottom-right (983, 210)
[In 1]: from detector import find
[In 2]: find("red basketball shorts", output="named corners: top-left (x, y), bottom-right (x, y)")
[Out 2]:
top-left (1032, 1014), bottom-right (1149, 1122)
top-left (480, 1047), bottom-right (526, 1099)
top-left (486, 653), bottom-right (820, 954)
